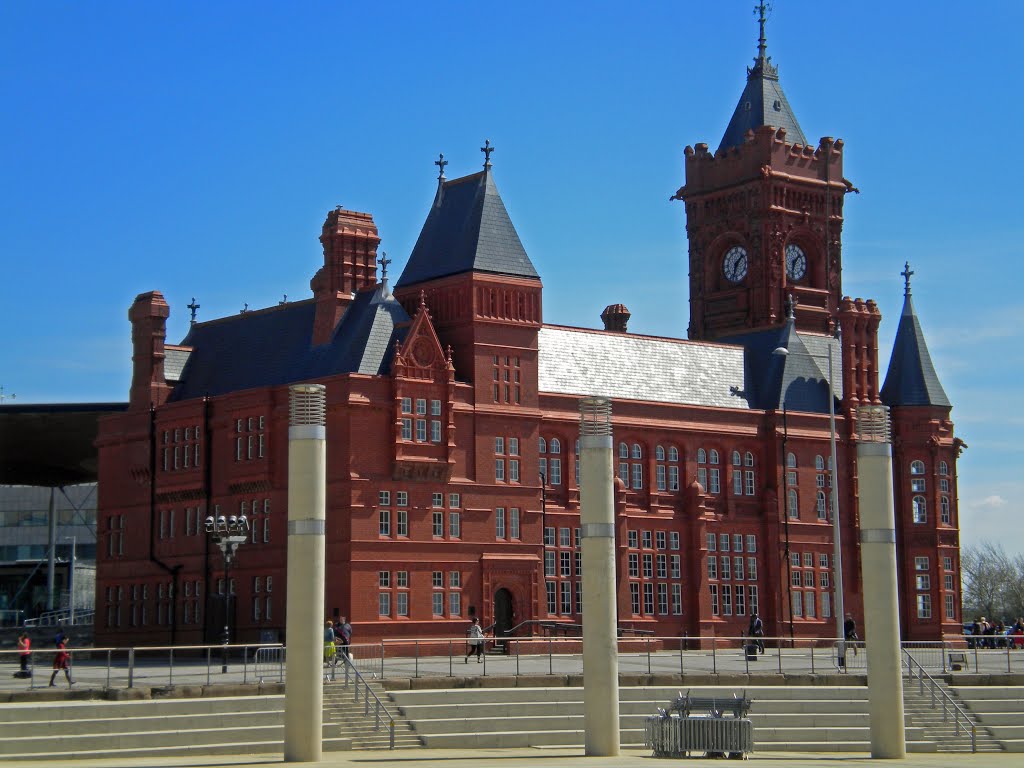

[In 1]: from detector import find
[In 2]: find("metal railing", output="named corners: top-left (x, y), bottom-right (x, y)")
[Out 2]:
top-left (23, 609), bottom-right (94, 627)
top-left (254, 645), bottom-right (285, 684)
top-left (2, 634), bottom-right (1021, 693)
top-left (903, 650), bottom-right (976, 752)
top-left (334, 652), bottom-right (395, 748)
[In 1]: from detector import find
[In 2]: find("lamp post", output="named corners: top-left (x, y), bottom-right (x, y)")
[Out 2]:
top-left (205, 513), bottom-right (249, 673)
top-left (773, 335), bottom-right (846, 667)
top-left (62, 536), bottom-right (77, 625)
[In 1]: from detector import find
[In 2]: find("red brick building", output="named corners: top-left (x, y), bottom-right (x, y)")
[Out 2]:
top-left (95, 22), bottom-right (963, 647)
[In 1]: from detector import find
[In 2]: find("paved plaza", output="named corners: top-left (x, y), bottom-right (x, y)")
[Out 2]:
top-left (4, 747), bottom-right (1024, 768)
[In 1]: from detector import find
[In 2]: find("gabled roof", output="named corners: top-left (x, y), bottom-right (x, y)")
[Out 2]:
top-left (721, 319), bottom-right (842, 414)
top-left (718, 28), bottom-right (807, 152)
top-left (396, 169), bottom-right (538, 287)
top-left (168, 282), bottom-right (410, 401)
top-left (881, 290), bottom-right (950, 408)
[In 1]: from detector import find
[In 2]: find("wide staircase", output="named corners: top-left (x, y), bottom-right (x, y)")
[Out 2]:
top-left (387, 684), bottom-right (936, 752)
top-left (0, 677), bottom-right (413, 761)
top-left (902, 677), bottom-right (1003, 752)
top-left (323, 677), bottom-right (422, 749)
top-left (951, 685), bottom-right (1024, 752)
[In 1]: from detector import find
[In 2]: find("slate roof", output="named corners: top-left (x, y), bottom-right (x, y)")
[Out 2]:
top-left (164, 347), bottom-right (190, 383)
top-left (720, 320), bottom-right (842, 414)
top-left (718, 52), bottom-right (807, 152)
top-left (168, 283), bottom-right (410, 401)
top-left (396, 169), bottom-right (539, 287)
top-left (880, 292), bottom-right (950, 408)
top-left (538, 327), bottom-right (751, 410)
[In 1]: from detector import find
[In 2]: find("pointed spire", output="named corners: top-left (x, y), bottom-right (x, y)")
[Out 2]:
top-left (881, 266), bottom-right (950, 408)
top-left (717, 4), bottom-right (806, 152)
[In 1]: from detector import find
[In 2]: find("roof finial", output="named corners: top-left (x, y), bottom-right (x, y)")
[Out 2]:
top-left (378, 251), bottom-right (391, 281)
top-left (240, 303), bottom-right (249, 314)
top-left (480, 139), bottom-right (494, 169)
top-left (785, 293), bottom-right (797, 320)
top-left (279, 294), bottom-right (288, 305)
top-left (434, 153), bottom-right (448, 181)
top-left (187, 297), bottom-right (200, 324)
top-left (901, 261), bottom-right (914, 297)
top-left (755, 2), bottom-right (770, 63)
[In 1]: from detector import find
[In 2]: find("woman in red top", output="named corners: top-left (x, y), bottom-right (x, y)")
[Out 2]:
top-left (16, 632), bottom-right (31, 675)
top-left (49, 638), bottom-right (73, 687)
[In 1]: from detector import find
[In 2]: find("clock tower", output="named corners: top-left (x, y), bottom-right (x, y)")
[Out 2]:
top-left (674, 7), bottom-right (854, 341)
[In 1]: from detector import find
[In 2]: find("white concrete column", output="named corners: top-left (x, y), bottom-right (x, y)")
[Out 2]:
top-left (285, 384), bottom-right (327, 762)
top-left (579, 397), bottom-right (620, 757)
top-left (856, 405), bottom-right (906, 759)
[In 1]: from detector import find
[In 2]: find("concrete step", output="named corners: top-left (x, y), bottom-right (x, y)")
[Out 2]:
top-left (0, 694), bottom-right (280, 722)
top-left (0, 721), bottom-right (345, 756)
top-left (0, 709), bottom-right (283, 737)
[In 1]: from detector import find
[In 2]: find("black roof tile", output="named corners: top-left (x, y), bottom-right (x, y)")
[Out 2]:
top-left (169, 284), bottom-right (410, 401)
top-left (396, 169), bottom-right (538, 287)
top-left (881, 292), bottom-right (950, 408)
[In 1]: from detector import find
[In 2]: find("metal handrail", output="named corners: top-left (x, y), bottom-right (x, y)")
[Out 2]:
top-left (903, 650), bottom-right (976, 752)
top-left (336, 652), bottom-right (396, 749)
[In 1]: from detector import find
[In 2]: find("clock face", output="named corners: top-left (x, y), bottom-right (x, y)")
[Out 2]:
top-left (786, 243), bottom-right (807, 281)
top-left (722, 246), bottom-right (748, 284)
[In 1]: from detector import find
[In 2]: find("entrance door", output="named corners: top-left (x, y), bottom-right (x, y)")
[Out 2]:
top-left (493, 588), bottom-right (514, 640)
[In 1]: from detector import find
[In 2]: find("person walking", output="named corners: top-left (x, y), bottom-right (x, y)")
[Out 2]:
top-left (465, 617), bottom-right (485, 663)
top-left (844, 613), bottom-right (860, 655)
top-left (49, 637), bottom-right (72, 687)
top-left (337, 616), bottom-right (352, 659)
top-left (748, 612), bottom-right (765, 654)
top-left (323, 620), bottom-right (336, 667)
top-left (15, 632), bottom-right (31, 678)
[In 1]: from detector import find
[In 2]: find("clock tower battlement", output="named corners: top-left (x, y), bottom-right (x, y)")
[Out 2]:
top-left (676, 9), bottom-right (854, 342)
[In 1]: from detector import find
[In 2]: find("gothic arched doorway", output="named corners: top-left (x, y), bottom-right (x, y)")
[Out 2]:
top-left (493, 588), bottom-right (515, 641)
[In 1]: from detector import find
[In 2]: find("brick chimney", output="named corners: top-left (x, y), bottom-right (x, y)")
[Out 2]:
top-left (128, 291), bottom-right (171, 410)
top-left (311, 207), bottom-right (380, 346)
top-left (600, 303), bottom-right (631, 332)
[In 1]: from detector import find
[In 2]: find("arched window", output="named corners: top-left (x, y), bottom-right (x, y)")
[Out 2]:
top-left (732, 451), bottom-right (741, 466)
top-left (710, 449), bottom-right (720, 465)
top-left (745, 451), bottom-right (754, 467)
top-left (910, 460), bottom-right (926, 475)
top-left (913, 495), bottom-right (927, 524)
top-left (669, 446), bottom-right (679, 462)
top-left (698, 449), bottom-right (707, 464)
top-left (787, 489), bottom-right (799, 519)
top-left (941, 496), bottom-right (951, 524)
top-left (539, 437), bottom-right (547, 454)
top-left (787, 452), bottom-right (797, 468)
top-left (816, 491), bottom-right (827, 520)
top-left (910, 460), bottom-right (926, 492)
top-left (815, 455), bottom-right (825, 471)
top-left (619, 443), bottom-right (629, 459)
top-left (550, 438), bottom-right (561, 454)
top-left (631, 443), bottom-right (642, 460)
top-left (661, 445), bottom-right (680, 492)
top-left (656, 445), bottom-right (665, 461)
top-left (939, 461), bottom-right (949, 476)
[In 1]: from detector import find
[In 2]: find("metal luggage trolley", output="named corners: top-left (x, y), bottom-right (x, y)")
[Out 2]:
top-left (645, 690), bottom-right (754, 759)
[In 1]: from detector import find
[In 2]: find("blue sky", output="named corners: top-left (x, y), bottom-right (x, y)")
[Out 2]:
top-left (2, 2), bottom-right (1021, 552)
